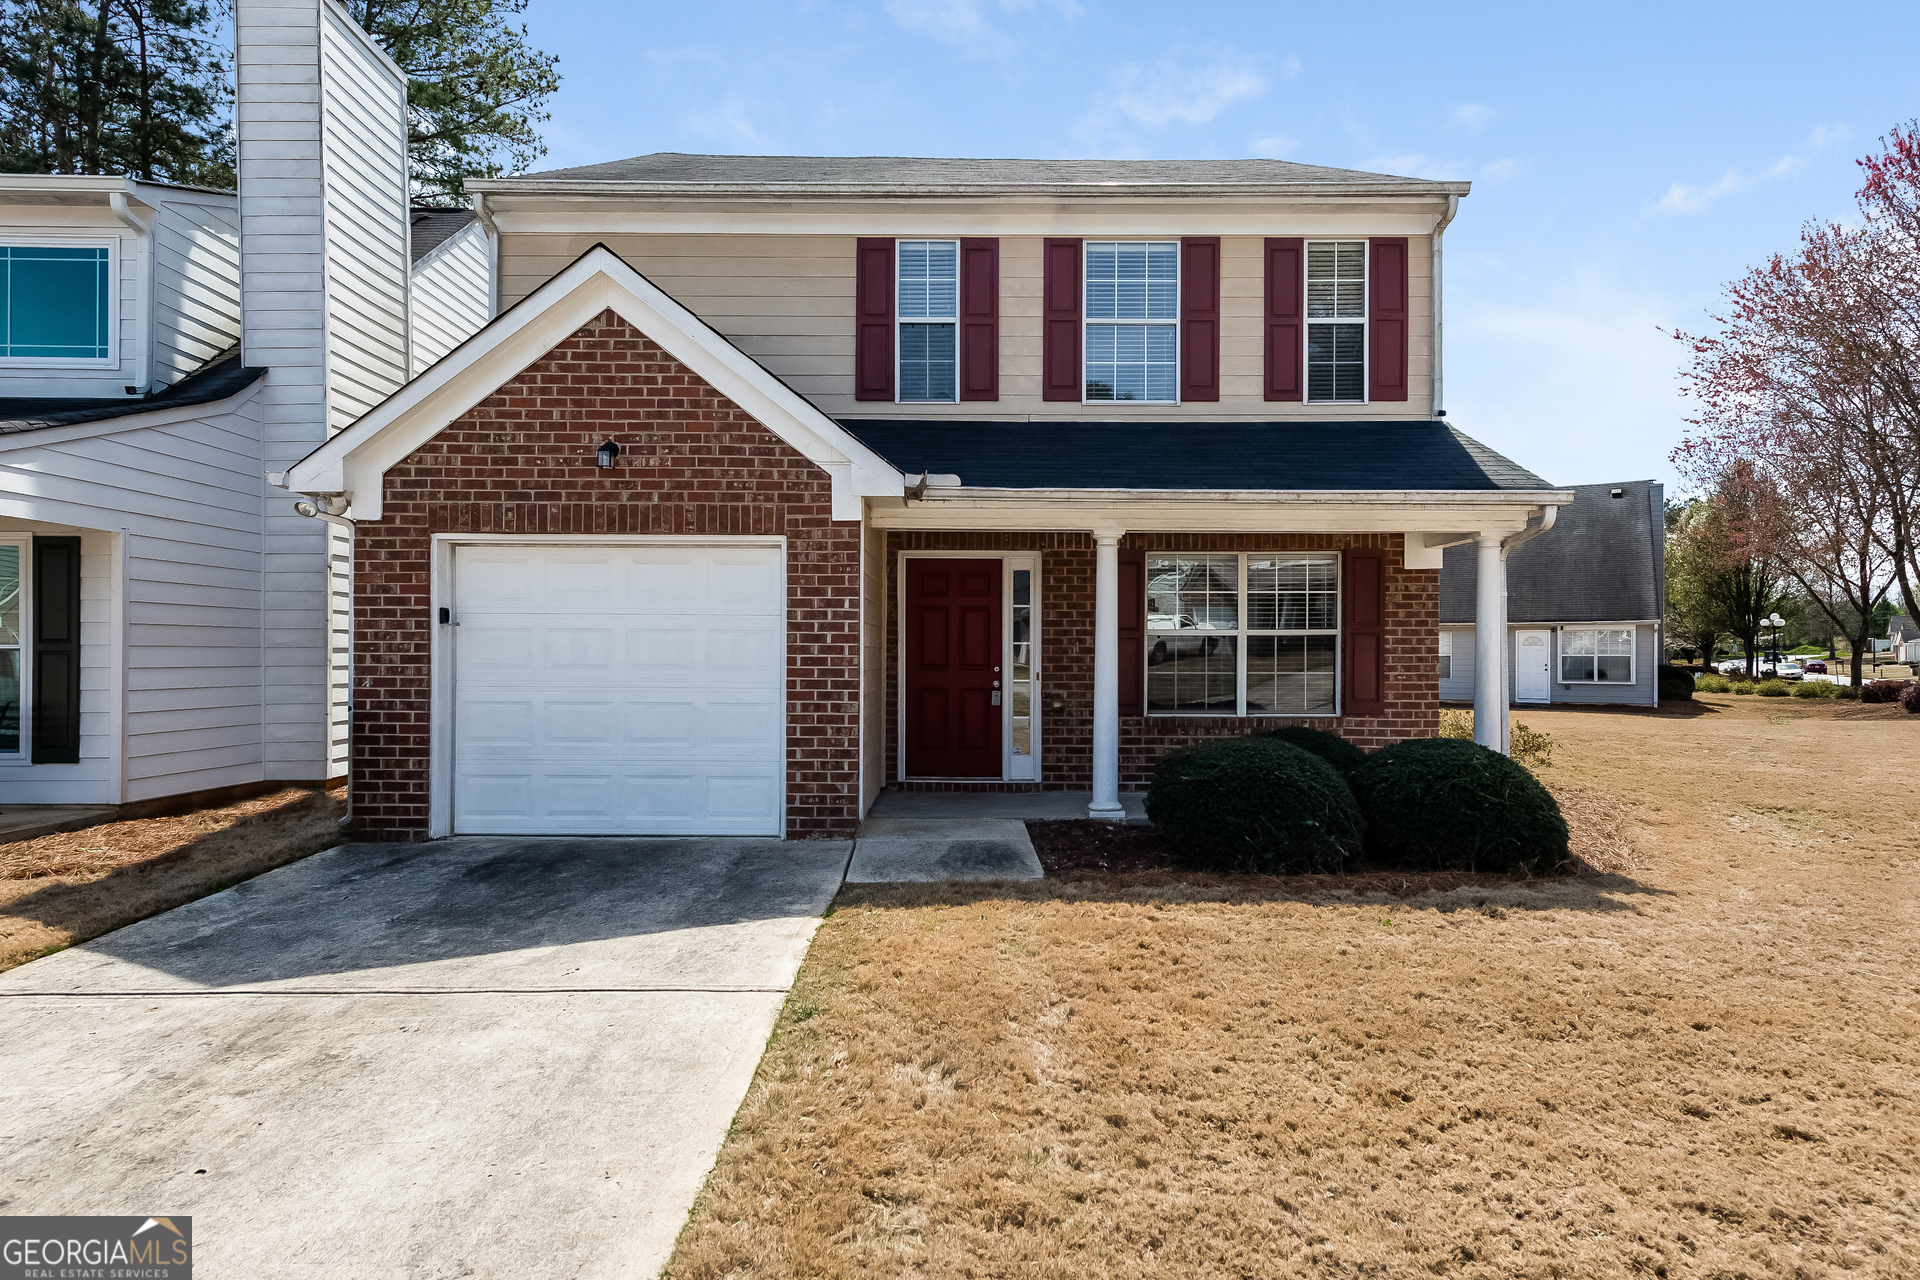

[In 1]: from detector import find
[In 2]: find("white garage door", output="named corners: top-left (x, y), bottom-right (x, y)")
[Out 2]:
top-left (451, 543), bottom-right (784, 835)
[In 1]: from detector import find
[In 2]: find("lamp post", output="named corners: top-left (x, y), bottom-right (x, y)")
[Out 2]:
top-left (1766, 612), bottom-right (1785, 665)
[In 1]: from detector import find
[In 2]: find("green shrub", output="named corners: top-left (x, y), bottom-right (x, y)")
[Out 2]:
top-left (1656, 664), bottom-right (1695, 701)
top-left (1696, 675), bottom-right (1731, 693)
top-left (1251, 724), bottom-right (1369, 775)
top-left (1145, 737), bottom-right (1364, 874)
top-left (1731, 680), bottom-right (1757, 695)
top-left (1790, 680), bottom-right (1827, 699)
top-left (1349, 737), bottom-right (1569, 874)
top-left (1835, 683), bottom-right (1861, 700)
top-left (1757, 679), bottom-right (1791, 697)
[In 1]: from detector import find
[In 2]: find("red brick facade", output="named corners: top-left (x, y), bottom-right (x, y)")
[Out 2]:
top-left (885, 531), bottom-right (1437, 790)
top-left (351, 311), bottom-right (862, 841)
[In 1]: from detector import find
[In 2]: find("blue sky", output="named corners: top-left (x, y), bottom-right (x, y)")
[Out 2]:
top-left (518, 0), bottom-right (1919, 494)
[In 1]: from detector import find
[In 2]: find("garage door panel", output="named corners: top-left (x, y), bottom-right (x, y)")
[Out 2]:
top-left (452, 544), bottom-right (784, 835)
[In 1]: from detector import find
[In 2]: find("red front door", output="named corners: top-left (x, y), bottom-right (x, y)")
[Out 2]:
top-left (905, 558), bottom-right (1002, 778)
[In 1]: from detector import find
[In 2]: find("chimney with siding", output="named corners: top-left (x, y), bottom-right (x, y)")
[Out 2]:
top-left (236, 0), bottom-right (410, 783)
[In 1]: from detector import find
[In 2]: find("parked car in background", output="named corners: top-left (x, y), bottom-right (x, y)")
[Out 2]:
top-left (1765, 660), bottom-right (1804, 681)
top-left (1803, 660), bottom-right (1828, 674)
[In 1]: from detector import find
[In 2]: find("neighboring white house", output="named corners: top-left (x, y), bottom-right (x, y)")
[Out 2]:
top-left (1889, 614), bottom-right (1920, 665)
top-left (408, 210), bottom-right (491, 376)
top-left (1438, 480), bottom-right (1665, 709)
top-left (0, 0), bottom-right (488, 809)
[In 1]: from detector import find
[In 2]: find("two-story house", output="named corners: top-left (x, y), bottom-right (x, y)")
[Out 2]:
top-left (288, 153), bottom-right (1572, 841)
top-left (0, 0), bottom-right (488, 813)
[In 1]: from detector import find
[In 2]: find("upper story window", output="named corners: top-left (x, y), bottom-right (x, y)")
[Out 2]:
top-left (897, 240), bottom-right (958, 402)
top-left (1084, 241), bottom-right (1177, 403)
top-left (1, 245), bottom-right (113, 362)
top-left (1306, 240), bottom-right (1365, 402)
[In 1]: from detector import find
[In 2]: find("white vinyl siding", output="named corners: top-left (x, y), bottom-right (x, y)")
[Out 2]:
top-left (1083, 240), bottom-right (1177, 403)
top-left (1437, 627), bottom-right (1451, 680)
top-left (410, 219), bottom-right (492, 375)
top-left (1306, 240), bottom-right (1365, 403)
top-left (896, 240), bottom-right (957, 402)
top-left (151, 193), bottom-right (242, 386)
top-left (494, 234), bottom-right (1436, 420)
top-left (1145, 552), bottom-right (1340, 717)
top-left (1440, 625), bottom-right (1658, 708)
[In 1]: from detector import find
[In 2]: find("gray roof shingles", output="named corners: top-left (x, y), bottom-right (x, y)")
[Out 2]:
top-left (1439, 479), bottom-right (1666, 625)
top-left (511, 152), bottom-right (1453, 189)
top-left (838, 419), bottom-right (1555, 492)
top-left (410, 208), bottom-right (477, 264)
top-left (0, 346), bottom-right (265, 435)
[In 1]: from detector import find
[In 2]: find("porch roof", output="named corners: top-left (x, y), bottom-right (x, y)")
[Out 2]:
top-left (838, 419), bottom-right (1553, 492)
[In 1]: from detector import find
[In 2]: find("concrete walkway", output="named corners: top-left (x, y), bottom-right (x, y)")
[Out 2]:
top-left (866, 788), bottom-right (1148, 822)
top-left (0, 835), bottom-right (850, 1278)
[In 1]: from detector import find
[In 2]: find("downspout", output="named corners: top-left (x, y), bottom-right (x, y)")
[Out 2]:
top-left (473, 191), bottom-right (500, 318)
top-left (109, 190), bottom-right (151, 395)
top-left (1432, 193), bottom-right (1459, 418)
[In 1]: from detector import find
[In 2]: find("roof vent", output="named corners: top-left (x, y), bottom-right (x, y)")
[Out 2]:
top-left (1610, 487), bottom-right (1624, 498)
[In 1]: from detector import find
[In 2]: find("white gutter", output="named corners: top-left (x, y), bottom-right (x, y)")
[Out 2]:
top-left (905, 486), bottom-right (1575, 509)
top-left (1500, 502), bottom-right (1558, 553)
top-left (1432, 193), bottom-right (1459, 418)
top-left (109, 190), bottom-right (151, 395)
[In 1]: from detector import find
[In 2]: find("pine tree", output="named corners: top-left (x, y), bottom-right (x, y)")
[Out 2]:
top-left (0, 0), bottom-right (234, 187)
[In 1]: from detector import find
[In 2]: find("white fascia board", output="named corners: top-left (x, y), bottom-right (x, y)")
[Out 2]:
top-left (868, 488), bottom-right (1573, 534)
top-left (287, 246), bottom-right (903, 519)
top-left (487, 199), bottom-right (1452, 238)
top-left (0, 376), bottom-right (263, 455)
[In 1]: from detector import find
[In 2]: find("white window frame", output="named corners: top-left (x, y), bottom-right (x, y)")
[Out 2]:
top-left (894, 238), bottom-right (959, 405)
top-left (1144, 550), bottom-right (1342, 718)
top-left (0, 534), bottom-right (30, 761)
top-left (0, 237), bottom-right (119, 369)
top-left (1437, 628), bottom-right (1452, 680)
top-left (1559, 626), bottom-right (1636, 684)
top-left (1304, 238), bottom-right (1368, 405)
top-left (1082, 239), bottom-right (1180, 406)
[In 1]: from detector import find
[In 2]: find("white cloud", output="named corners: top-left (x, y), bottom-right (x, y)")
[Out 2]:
top-left (1446, 270), bottom-right (1689, 490)
top-left (1107, 56), bottom-right (1270, 126)
top-left (682, 94), bottom-right (768, 147)
top-left (1363, 152), bottom-right (1470, 181)
top-left (1478, 157), bottom-right (1521, 184)
top-left (1654, 168), bottom-right (1754, 215)
top-left (1249, 134), bottom-right (1298, 158)
top-left (882, 0), bottom-right (1081, 58)
top-left (1808, 123), bottom-right (1851, 150)
top-left (1448, 103), bottom-right (1496, 132)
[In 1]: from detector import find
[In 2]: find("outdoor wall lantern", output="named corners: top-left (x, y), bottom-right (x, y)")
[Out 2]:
top-left (596, 440), bottom-right (621, 468)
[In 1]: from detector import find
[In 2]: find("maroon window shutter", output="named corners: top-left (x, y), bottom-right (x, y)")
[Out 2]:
top-left (1368, 237), bottom-right (1409, 402)
top-left (855, 237), bottom-right (894, 402)
top-left (1119, 549), bottom-right (1145, 717)
top-left (1180, 237), bottom-right (1220, 402)
top-left (1264, 237), bottom-right (1304, 402)
top-left (1342, 548), bottom-right (1387, 717)
top-left (960, 237), bottom-right (999, 401)
top-left (1042, 238), bottom-right (1081, 402)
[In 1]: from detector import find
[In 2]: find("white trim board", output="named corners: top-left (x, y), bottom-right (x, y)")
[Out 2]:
top-left (287, 245), bottom-right (904, 522)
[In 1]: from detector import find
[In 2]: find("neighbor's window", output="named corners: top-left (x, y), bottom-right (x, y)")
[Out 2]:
top-left (897, 240), bottom-right (957, 402)
top-left (1084, 241), bottom-right (1177, 403)
top-left (1, 245), bottom-right (112, 361)
top-left (1145, 552), bottom-right (1340, 716)
top-left (1306, 240), bottom-right (1365, 402)
top-left (0, 542), bottom-right (21, 755)
top-left (1437, 629), bottom-right (1452, 679)
top-left (1561, 628), bottom-right (1634, 683)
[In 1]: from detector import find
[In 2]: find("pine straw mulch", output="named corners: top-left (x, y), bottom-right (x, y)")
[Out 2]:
top-left (1024, 776), bottom-right (1638, 895)
top-left (0, 785), bottom-right (347, 972)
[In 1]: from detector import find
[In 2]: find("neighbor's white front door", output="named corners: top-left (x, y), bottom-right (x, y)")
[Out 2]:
top-left (450, 543), bottom-right (784, 835)
top-left (1514, 630), bottom-right (1552, 703)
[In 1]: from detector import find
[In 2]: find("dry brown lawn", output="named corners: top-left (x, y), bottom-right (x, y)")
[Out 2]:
top-left (0, 784), bottom-right (346, 972)
top-left (669, 695), bottom-right (1920, 1279)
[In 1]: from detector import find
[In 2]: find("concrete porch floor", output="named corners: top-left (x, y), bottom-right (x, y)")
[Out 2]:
top-left (864, 789), bottom-right (1148, 823)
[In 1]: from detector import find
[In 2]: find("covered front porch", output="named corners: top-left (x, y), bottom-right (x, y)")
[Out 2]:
top-left (864, 489), bottom-right (1569, 822)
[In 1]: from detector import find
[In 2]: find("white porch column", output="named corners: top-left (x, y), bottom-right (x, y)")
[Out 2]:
top-left (1473, 534), bottom-right (1506, 753)
top-left (1089, 529), bottom-right (1125, 820)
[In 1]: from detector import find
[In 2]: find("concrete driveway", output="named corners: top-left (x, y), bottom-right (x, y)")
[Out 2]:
top-left (0, 836), bottom-right (850, 1278)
